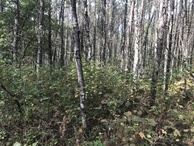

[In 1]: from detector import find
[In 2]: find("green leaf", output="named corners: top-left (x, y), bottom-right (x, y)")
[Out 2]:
top-left (32, 141), bottom-right (39, 146)
top-left (13, 142), bottom-right (22, 146)
top-left (146, 118), bottom-right (157, 126)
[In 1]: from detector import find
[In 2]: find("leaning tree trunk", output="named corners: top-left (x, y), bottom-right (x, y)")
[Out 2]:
top-left (71, 0), bottom-right (88, 135)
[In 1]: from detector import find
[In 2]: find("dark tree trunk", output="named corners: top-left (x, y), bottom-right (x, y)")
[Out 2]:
top-left (60, 0), bottom-right (65, 67)
top-left (48, 0), bottom-right (52, 66)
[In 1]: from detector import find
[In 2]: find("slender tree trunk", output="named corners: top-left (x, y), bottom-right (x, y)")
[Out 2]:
top-left (13, 0), bottom-right (20, 63)
top-left (142, 8), bottom-right (154, 69)
top-left (150, 0), bottom-right (168, 101)
top-left (48, 0), bottom-right (52, 66)
top-left (37, 0), bottom-right (44, 72)
top-left (71, 0), bottom-right (88, 135)
top-left (101, 0), bottom-right (106, 64)
top-left (133, 0), bottom-right (144, 80)
top-left (164, 0), bottom-right (174, 94)
top-left (121, 0), bottom-right (128, 70)
top-left (83, 0), bottom-right (92, 61)
top-left (125, 0), bottom-right (135, 71)
top-left (189, 0), bottom-right (194, 70)
top-left (60, 0), bottom-right (65, 67)
top-left (93, 0), bottom-right (97, 62)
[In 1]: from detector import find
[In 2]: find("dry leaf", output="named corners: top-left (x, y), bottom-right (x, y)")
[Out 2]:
top-left (139, 132), bottom-right (145, 139)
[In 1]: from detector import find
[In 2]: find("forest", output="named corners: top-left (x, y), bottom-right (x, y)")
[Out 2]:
top-left (0, 0), bottom-right (194, 145)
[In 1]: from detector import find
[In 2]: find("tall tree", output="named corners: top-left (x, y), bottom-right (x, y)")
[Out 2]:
top-left (60, 0), bottom-right (65, 67)
top-left (71, 0), bottom-right (88, 135)
top-left (163, 0), bottom-right (174, 94)
top-left (48, 0), bottom-right (52, 66)
top-left (83, 0), bottom-right (92, 61)
top-left (13, 0), bottom-right (20, 63)
top-left (150, 0), bottom-right (168, 101)
top-left (133, 0), bottom-right (145, 80)
top-left (121, 0), bottom-right (128, 70)
top-left (37, 0), bottom-right (44, 72)
top-left (125, 0), bottom-right (135, 71)
top-left (101, 0), bottom-right (107, 64)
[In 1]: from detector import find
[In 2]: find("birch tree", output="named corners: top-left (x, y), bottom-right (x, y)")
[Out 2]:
top-left (83, 0), bottom-right (92, 61)
top-left (71, 0), bottom-right (88, 135)
top-left (151, 0), bottom-right (168, 101)
top-left (133, 0), bottom-right (144, 81)
top-left (13, 0), bottom-right (20, 63)
top-left (163, 0), bottom-right (174, 94)
top-left (125, 0), bottom-right (135, 71)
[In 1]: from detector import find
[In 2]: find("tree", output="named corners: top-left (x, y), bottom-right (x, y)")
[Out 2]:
top-left (133, 0), bottom-right (145, 81)
top-left (71, 0), bottom-right (88, 135)
top-left (13, 0), bottom-right (20, 63)
top-left (37, 0), bottom-right (44, 72)
top-left (60, 0), bottom-right (65, 67)
top-left (83, 0), bottom-right (92, 61)
top-left (150, 0), bottom-right (168, 101)
top-left (125, 0), bottom-right (135, 71)
top-left (163, 0), bottom-right (174, 94)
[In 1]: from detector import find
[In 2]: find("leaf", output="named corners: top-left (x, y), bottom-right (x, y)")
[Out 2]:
top-left (124, 111), bottom-right (132, 117)
top-left (174, 129), bottom-right (181, 137)
top-left (32, 141), bottom-right (39, 146)
top-left (139, 132), bottom-right (145, 139)
top-left (146, 118), bottom-right (157, 126)
top-left (13, 142), bottom-right (22, 146)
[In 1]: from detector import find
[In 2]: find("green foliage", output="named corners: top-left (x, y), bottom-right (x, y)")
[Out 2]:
top-left (0, 61), bottom-right (194, 145)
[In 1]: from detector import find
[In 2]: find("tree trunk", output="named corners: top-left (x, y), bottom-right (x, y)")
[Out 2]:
top-left (125, 0), bottom-right (135, 71)
top-left (133, 0), bottom-right (144, 80)
top-left (48, 0), bottom-right (52, 66)
top-left (13, 0), bottom-right (20, 63)
top-left (37, 0), bottom-right (44, 72)
top-left (71, 0), bottom-right (88, 135)
top-left (60, 0), bottom-right (65, 67)
top-left (164, 0), bottom-right (174, 95)
top-left (83, 0), bottom-right (92, 61)
top-left (121, 0), bottom-right (128, 70)
top-left (101, 0), bottom-right (106, 64)
top-left (150, 0), bottom-right (168, 101)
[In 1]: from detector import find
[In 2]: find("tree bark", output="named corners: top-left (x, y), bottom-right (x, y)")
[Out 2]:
top-left (150, 0), bottom-right (168, 101)
top-left (13, 0), bottom-right (20, 63)
top-left (48, 0), bottom-right (52, 66)
top-left (121, 0), bottom-right (128, 70)
top-left (71, 0), bottom-right (88, 135)
top-left (37, 0), bottom-right (44, 72)
top-left (83, 0), bottom-right (92, 61)
top-left (133, 0), bottom-right (144, 80)
top-left (60, 0), bottom-right (65, 67)
top-left (125, 0), bottom-right (135, 71)
top-left (164, 0), bottom-right (174, 94)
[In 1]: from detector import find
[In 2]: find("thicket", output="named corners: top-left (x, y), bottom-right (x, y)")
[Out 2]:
top-left (0, 58), bottom-right (194, 146)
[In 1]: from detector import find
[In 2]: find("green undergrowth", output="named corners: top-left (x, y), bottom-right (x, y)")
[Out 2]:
top-left (0, 59), bottom-right (194, 145)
